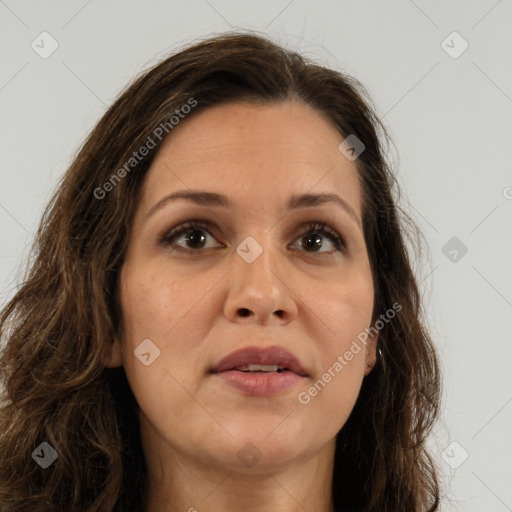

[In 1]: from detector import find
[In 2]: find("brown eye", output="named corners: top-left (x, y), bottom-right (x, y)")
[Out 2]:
top-left (159, 221), bottom-right (221, 252)
top-left (291, 222), bottom-right (345, 254)
top-left (158, 220), bottom-right (345, 255)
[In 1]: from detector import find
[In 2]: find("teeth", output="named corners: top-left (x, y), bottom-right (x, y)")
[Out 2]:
top-left (236, 364), bottom-right (282, 372)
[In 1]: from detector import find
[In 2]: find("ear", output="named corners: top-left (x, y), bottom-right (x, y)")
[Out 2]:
top-left (103, 338), bottom-right (124, 368)
top-left (364, 331), bottom-right (378, 376)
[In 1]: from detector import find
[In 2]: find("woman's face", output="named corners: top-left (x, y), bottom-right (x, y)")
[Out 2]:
top-left (110, 100), bottom-right (377, 475)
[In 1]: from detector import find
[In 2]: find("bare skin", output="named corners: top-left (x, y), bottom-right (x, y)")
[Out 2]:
top-left (106, 100), bottom-right (377, 512)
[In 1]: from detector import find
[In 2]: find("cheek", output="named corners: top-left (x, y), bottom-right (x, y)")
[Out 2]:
top-left (119, 261), bottom-right (199, 344)
top-left (118, 262), bottom-right (216, 406)
top-left (295, 287), bottom-right (372, 431)
top-left (118, 264), bottom-right (178, 395)
top-left (303, 264), bottom-right (374, 351)
top-left (298, 266), bottom-right (374, 409)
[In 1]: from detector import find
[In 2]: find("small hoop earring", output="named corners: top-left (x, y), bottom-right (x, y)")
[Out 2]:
top-left (377, 346), bottom-right (386, 373)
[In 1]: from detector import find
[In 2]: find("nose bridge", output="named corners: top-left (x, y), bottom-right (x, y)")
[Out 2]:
top-left (235, 231), bottom-right (280, 293)
top-left (225, 229), bottom-right (297, 323)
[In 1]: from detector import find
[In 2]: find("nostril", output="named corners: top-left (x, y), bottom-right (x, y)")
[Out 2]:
top-left (239, 308), bottom-right (251, 317)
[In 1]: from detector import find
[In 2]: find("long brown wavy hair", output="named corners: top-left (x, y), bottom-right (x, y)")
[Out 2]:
top-left (0, 31), bottom-right (441, 511)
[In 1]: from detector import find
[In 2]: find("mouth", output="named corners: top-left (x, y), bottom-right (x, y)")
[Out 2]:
top-left (210, 345), bottom-right (308, 396)
top-left (234, 363), bottom-right (287, 373)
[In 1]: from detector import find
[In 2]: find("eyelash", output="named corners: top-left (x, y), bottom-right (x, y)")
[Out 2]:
top-left (158, 220), bottom-right (346, 255)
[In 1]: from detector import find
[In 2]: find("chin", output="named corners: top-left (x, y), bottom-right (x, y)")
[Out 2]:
top-left (212, 431), bottom-right (318, 473)
top-left (220, 443), bottom-right (308, 474)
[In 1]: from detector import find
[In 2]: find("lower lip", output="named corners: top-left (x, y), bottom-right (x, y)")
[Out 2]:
top-left (213, 370), bottom-right (304, 396)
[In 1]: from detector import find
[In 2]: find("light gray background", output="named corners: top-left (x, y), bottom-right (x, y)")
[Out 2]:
top-left (1, 1), bottom-right (511, 510)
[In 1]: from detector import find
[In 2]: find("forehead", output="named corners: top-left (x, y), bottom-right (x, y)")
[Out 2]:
top-left (139, 101), bottom-right (363, 217)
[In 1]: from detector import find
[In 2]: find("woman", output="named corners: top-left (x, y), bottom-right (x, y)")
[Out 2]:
top-left (0, 32), bottom-right (441, 511)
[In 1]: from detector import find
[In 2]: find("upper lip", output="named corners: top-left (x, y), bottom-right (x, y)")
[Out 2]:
top-left (210, 345), bottom-right (308, 377)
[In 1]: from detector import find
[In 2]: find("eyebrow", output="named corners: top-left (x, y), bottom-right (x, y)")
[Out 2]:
top-left (144, 190), bottom-right (361, 227)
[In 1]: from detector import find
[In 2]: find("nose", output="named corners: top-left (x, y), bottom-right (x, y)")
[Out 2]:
top-left (223, 236), bottom-right (298, 326)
